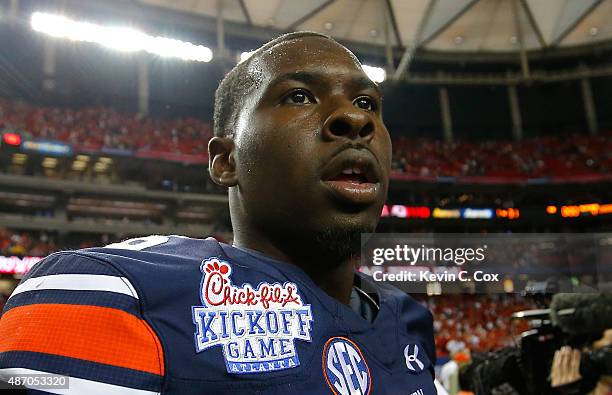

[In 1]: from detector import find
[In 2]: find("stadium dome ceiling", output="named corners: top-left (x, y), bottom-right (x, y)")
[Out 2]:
top-left (135, 0), bottom-right (612, 53)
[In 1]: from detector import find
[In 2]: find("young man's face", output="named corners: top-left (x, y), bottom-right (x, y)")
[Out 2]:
top-left (232, 36), bottom-right (392, 251)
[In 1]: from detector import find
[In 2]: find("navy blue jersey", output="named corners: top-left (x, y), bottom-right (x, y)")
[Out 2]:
top-left (0, 235), bottom-right (436, 394)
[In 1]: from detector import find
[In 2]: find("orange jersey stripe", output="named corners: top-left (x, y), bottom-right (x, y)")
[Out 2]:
top-left (0, 304), bottom-right (164, 376)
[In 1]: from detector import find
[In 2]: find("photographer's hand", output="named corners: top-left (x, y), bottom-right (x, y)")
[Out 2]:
top-left (550, 346), bottom-right (582, 388)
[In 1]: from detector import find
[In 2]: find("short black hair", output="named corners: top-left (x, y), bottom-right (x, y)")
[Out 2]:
top-left (213, 31), bottom-right (342, 138)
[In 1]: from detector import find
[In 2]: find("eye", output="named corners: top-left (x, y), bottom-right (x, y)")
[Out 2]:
top-left (353, 96), bottom-right (376, 111)
top-left (282, 89), bottom-right (315, 105)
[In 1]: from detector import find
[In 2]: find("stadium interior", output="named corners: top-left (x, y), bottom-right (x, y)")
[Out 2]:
top-left (0, 0), bottom-right (611, 393)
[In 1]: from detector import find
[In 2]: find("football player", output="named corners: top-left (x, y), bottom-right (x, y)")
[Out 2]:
top-left (0, 31), bottom-right (436, 394)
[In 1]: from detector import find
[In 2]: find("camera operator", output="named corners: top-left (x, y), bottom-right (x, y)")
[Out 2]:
top-left (549, 294), bottom-right (612, 395)
top-left (459, 293), bottom-right (612, 395)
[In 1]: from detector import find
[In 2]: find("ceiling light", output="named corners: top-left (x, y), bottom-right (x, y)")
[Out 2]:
top-left (509, 36), bottom-right (518, 44)
top-left (94, 164), bottom-right (108, 172)
top-left (369, 29), bottom-right (378, 37)
top-left (30, 12), bottom-right (213, 62)
top-left (11, 153), bottom-right (27, 165)
top-left (454, 36), bottom-right (464, 45)
top-left (2, 133), bottom-right (21, 146)
top-left (72, 161), bottom-right (87, 170)
top-left (323, 22), bottom-right (333, 30)
top-left (589, 27), bottom-right (599, 36)
top-left (42, 157), bottom-right (58, 168)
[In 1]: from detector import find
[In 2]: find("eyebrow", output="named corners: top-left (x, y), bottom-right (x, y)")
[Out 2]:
top-left (269, 70), bottom-right (381, 96)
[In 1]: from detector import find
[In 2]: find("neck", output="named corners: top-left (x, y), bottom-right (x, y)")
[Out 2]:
top-left (232, 226), bottom-right (355, 306)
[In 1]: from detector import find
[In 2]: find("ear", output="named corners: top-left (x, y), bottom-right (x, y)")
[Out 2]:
top-left (208, 137), bottom-right (238, 187)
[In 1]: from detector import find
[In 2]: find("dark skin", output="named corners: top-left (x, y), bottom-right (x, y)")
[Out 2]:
top-left (209, 36), bottom-right (392, 306)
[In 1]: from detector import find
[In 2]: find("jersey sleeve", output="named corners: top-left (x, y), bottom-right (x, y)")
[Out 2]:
top-left (0, 251), bottom-right (164, 394)
top-left (421, 307), bottom-right (437, 379)
top-left (400, 292), bottom-right (437, 380)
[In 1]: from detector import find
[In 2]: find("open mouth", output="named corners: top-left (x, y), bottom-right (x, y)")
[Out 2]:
top-left (327, 167), bottom-right (371, 184)
top-left (321, 151), bottom-right (381, 206)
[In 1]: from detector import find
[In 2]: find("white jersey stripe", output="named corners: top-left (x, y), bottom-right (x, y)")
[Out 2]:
top-left (0, 368), bottom-right (159, 395)
top-left (8, 274), bottom-right (139, 300)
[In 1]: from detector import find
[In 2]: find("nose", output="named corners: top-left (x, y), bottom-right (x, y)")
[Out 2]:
top-left (322, 106), bottom-right (375, 142)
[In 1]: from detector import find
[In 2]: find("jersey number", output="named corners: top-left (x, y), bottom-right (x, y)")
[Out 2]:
top-left (104, 235), bottom-right (170, 251)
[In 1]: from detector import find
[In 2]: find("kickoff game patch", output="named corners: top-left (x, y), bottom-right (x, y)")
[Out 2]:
top-left (192, 257), bottom-right (313, 374)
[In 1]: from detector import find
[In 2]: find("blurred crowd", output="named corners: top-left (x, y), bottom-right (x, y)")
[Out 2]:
top-left (0, 228), bottom-right (104, 257)
top-left (426, 294), bottom-right (537, 357)
top-left (0, 98), bottom-right (212, 155)
top-left (0, 228), bottom-right (57, 257)
top-left (1, 98), bottom-right (611, 179)
top-left (392, 134), bottom-right (612, 178)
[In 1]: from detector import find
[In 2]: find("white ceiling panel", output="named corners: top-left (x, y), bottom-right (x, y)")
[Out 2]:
top-left (516, 0), bottom-right (542, 50)
top-left (273, 0), bottom-right (331, 29)
top-left (137, 0), bottom-right (246, 23)
top-left (478, 0), bottom-right (541, 51)
top-left (133, 0), bottom-right (612, 54)
top-left (342, 0), bottom-right (388, 45)
top-left (524, 0), bottom-right (566, 44)
top-left (296, 0), bottom-right (368, 40)
top-left (478, 0), bottom-right (515, 51)
top-left (561, 0), bottom-right (612, 46)
top-left (426, 0), bottom-right (498, 52)
top-left (390, 0), bottom-right (431, 45)
top-left (419, 0), bottom-right (476, 44)
top-left (243, 0), bottom-right (283, 26)
top-left (551, 0), bottom-right (600, 44)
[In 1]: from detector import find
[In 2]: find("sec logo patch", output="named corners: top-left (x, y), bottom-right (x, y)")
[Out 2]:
top-left (323, 337), bottom-right (371, 395)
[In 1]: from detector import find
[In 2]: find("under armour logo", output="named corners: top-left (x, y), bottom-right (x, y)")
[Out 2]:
top-left (404, 344), bottom-right (425, 372)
